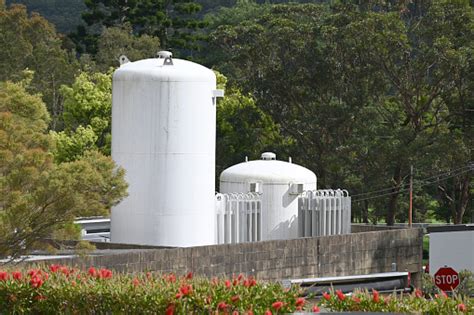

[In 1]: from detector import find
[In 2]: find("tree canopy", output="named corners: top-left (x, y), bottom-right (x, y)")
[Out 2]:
top-left (0, 79), bottom-right (127, 258)
top-left (1, 0), bottom-right (472, 226)
top-left (0, 4), bottom-right (79, 129)
top-left (208, 0), bottom-right (473, 224)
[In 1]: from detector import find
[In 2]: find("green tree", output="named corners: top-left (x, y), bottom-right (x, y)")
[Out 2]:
top-left (210, 1), bottom-right (473, 224)
top-left (0, 80), bottom-right (127, 258)
top-left (215, 72), bottom-right (291, 185)
top-left (74, 0), bottom-right (205, 57)
top-left (51, 71), bottom-right (113, 162)
top-left (94, 23), bottom-right (161, 71)
top-left (5, 0), bottom-right (86, 34)
top-left (0, 4), bottom-right (79, 129)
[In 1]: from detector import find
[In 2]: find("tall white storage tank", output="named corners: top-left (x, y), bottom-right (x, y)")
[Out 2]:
top-left (111, 52), bottom-right (219, 247)
top-left (220, 153), bottom-right (317, 241)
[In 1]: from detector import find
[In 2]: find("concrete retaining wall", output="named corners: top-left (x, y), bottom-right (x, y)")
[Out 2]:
top-left (30, 229), bottom-right (423, 285)
top-left (351, 224), bottom-right (404, 233)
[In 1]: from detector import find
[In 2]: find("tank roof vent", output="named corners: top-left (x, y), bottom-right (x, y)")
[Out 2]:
top-left (157, 50), bottom-right (173, 66)
top-left (261, 152), bottom-right (276, 160)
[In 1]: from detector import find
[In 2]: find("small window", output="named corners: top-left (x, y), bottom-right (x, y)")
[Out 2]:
top-left (290, 183), bottom-right (304, 195)
top-left (249, 182), bottom-right (261, 193)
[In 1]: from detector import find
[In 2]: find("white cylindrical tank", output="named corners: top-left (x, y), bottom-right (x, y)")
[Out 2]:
top-left (111, 52), bottom-right (218, 247)
top-left (219, 152), bottom-right (317, 241)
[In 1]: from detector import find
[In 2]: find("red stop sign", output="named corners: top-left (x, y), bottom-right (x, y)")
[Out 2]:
top-left (434, 267), bottom-right (460, 291)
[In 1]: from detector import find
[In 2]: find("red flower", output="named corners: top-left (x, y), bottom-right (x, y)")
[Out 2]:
top-left (237, 274), bottom-right (243, 281)
top-left (88, 267), bottom-right (97, 277)
top-left (295, 297), bottom-right (305, 307)
top-left (231, 295), bottom-right (240, 303)
top-left (132, 278), bottom-right (140, 287)
top-left (168, 273), bottom-right (176, 283)
top-left (99, 268), bottom-right (112, 279)
top-left (312, 305), bottom-right (320, 313)
top-left (232, 311), bottom-right (239, 315)
top-left (249, 277), bottom-right (257, 287)
top-left (372, 289), bottom-right (380, 303)
top-left (414, 288), bottom-right (423, 298)
top-left (218, 302), bottom-right (227, 310)
top-left (264, 310), bottom-right (272, 315)
top-left (165, 303), bottom-right (175, 315)
top-left (322, 292), bottom-right (331, 301)
top-left (233, 279), bottom-right (239, 286)
top-left (336, 290), bottom-right (346, 301)
top-left (71, 280), bottom-right (77, 286)
top-left (272, 301), bottom-right (284, 311)
top-left (146, 272), bottom-right (152, 279)
top-left (49, 264), bottom-right (60, 273)
top-left (28, 269), bottom-right (40, 277)
top-left (352, 296), bottom-right (361, 303)
top-left (225, 279), bottom-right (232, 288)
top-left (175, 293), bottom-right (183, 299)
top-left (60, 266), bottom-right (70, 276)
top-left (185, 272), bottom-right (193, 279)
top-left (179, 284), bottom-right (192, 296)
top-left (0, 271), bottom-right (9, 281)
top-left (245, 310), bottom-right (254, 315)
top-left (30, 275), bottom-right (44, 288)
top-left (12, 271), bottom-right (22, 281)
top-left (458, 304), bottom-right (467, 312)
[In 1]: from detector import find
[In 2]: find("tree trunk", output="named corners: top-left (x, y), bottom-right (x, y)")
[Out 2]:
top-left (386, 165), bottom-right (402, 226)
top-left (363, 200), bottom-right (369, 224)
top-left (454, 173), bottom-right (471, 224)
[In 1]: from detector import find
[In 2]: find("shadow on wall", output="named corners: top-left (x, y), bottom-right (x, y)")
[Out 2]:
top-left (282, 187), bottom-right (298, 208)
top-left (269, 215), bottom-right (298, 240)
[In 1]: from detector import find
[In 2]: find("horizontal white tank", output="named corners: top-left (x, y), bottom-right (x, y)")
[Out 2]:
top-left (219, 152), bottom-right (317, 241)
top-left (111, 52), bottom-right (218, 247)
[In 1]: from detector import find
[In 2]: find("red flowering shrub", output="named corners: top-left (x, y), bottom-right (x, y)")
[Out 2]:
top-left (2, 265), bottom-right (471, 314)
top-left (320, 288), bottom-right (474, 314)
top-left (0, 265), bottom-right (306, 314)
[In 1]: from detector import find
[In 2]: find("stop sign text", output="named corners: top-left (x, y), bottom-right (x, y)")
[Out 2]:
top-left (434, 267), bottom-right (460, 291)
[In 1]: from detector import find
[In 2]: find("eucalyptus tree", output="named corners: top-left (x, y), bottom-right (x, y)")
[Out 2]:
top-left (209, 1), bottom-right (473, 224)
top-left (0, 4), bottom-right (78, 129)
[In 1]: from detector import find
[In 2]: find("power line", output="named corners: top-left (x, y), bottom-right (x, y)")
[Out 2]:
top-left (351, 163), bottom-right (472, 198)
top-left (352, 166), bottom-right (472, 203)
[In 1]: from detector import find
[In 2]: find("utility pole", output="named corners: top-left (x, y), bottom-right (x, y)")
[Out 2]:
top-left (409, 165), bottom-right (413, 228)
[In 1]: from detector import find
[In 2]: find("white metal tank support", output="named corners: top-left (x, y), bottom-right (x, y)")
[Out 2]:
top-left (111, 52), bottom-right (223, 247)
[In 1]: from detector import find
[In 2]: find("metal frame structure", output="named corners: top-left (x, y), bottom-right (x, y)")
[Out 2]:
top-left (216, 193), bottom-right (262, 244)
top-left (298, 189), bottom-right (351, 237)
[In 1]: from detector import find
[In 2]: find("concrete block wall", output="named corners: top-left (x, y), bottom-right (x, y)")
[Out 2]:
top-left (31, 229), bottom-right (423, 285)
top-left (351, 224), bottom-right (405, 233)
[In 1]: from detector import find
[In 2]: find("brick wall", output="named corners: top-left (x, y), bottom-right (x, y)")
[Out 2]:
top-left (31, 229), bottom-right (423, 285)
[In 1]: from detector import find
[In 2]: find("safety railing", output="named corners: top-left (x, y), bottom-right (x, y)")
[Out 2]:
top-left (298, 189), bottom-right (351, 237)
top-left (215, 193), bottom-right (262, 244)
